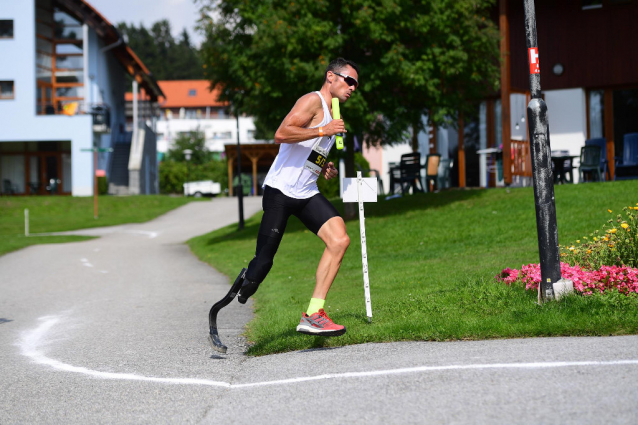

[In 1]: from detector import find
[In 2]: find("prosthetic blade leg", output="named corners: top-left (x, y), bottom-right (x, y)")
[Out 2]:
top-left (208, 268), bottom-right (247, 354)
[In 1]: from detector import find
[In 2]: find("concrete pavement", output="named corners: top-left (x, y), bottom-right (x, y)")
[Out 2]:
top-left (1, 196), bottom-right (637, 424)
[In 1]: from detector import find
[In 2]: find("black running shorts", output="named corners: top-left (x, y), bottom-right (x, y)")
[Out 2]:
top-left (258, 185), bottom-right (341, 238)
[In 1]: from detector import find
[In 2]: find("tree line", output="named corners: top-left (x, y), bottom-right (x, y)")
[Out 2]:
top-left (196, 0), bottom-right (501, 170)
top-left (117, 20), bottom-right (203, 81)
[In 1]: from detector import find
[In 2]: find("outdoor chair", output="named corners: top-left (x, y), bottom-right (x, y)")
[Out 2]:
top-left (437, 158), bottom-right (453, 190)
top-left (424, 153), bottom-right (441, 192)
top-left (578, 145), bottom-right (602, 182)
top-left (388, 164), bottom-right (401, 195)
top-left (585, 137), bottom-right (610, 181)
top-left (398, 152), bottom-right (424, 194)
top-left (614, 133), bottom-right (638, 181)
top-left (3, 179), bottom-right (17, 195)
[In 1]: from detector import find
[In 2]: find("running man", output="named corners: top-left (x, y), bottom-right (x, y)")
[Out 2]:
top-left (236, 58), bottom-right (359, 336)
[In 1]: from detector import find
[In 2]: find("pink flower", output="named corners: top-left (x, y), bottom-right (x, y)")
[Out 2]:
top-left (496, 262), bottom-right (638, 295)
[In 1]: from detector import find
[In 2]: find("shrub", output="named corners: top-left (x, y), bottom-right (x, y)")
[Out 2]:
top-left (497, 203), bottom-right (638, 296)
top-left (159, 159), bottom-right (229, 194)
top-left (97, 176), bottom-right (108, 195)
top-left (559, 205), bottom-right (637, 269)
top-left (498, 262), bottom-right (638, 295)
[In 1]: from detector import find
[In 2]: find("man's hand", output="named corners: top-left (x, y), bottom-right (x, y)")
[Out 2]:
top-left (323, 162), bottom-right (338, 180)
top-left (323, 119), bottom-right (346, 137)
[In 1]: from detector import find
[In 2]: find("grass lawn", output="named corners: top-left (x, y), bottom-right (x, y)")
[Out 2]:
top-left (189, 180), bottom-right (638, 356)
top-left (0, 195), bottom-right (202, 256)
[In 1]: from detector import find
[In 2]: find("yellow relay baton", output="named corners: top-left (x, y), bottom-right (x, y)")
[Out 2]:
top-left (332, 98), bottom-right (344, 150)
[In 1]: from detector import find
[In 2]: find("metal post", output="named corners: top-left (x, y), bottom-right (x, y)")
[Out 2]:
top-left (24, 208), bottom-right (29, 237)
top-left (523, 0), bottom-right (559, 301)
top-left (235, 105), bottom-right (244, 230)
top-left (94, 147), bottom-right (98, 219)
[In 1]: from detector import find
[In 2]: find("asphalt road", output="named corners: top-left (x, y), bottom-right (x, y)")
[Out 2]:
top-left (1, 197), bottom-right (637, 425)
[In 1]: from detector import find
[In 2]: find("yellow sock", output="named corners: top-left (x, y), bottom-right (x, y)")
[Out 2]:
top-left (306, 298), bottom-right (325, 315)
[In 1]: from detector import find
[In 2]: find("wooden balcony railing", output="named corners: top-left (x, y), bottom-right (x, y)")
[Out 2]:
top-left (510, 140), bottom-right (533, 177)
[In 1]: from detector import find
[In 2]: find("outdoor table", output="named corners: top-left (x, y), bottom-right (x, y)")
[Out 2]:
top-left (550, 153), bottom-right (578, 184)
top-left (477, 148), bottom-right (503, 187)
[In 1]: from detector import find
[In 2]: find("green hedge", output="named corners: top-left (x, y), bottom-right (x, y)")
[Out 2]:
top-left (159, 159), bottom-right (228, 194)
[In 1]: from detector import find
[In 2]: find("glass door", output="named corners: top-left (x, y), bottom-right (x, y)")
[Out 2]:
top-left (44, 154), bottom-right (60, 194)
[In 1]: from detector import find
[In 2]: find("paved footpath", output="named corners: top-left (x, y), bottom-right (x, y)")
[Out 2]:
top-left (1, 197), bottom-right (637, 425)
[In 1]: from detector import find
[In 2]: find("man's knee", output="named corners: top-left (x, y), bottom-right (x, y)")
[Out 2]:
top-left (328, 232), bottom-right (350, 254)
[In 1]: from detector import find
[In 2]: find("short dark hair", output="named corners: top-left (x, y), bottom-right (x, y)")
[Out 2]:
top-left (324, 58), bottom-right (359, 83)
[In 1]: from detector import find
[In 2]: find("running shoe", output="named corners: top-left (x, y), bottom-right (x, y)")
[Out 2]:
top-left (296, 309), bottom-right (346, 336)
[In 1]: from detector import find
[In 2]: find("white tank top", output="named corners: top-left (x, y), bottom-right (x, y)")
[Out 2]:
top-left (263, 91), bottom-right (335, 199)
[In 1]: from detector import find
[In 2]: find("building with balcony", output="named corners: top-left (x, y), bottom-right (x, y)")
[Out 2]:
top-left (364, 0), bottom-right (638, 192)
top-left (125, 80), bottom-right (265, 158)
top-left (0, 0), bottom-right (163, 196)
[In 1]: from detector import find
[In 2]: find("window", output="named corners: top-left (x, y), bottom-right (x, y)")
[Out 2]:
top-left (588, 90), bottom-right (604, 139)
top-left (35, 0), bottom-right (84, 115)
top-left (0, 20), bottom-right (13, 38)
top-left (188, 89), bottom-right (196, 96)
top-left (0, 81), bottom-right (14, 99)
top-left (213, 131), bottom-right (232, 139)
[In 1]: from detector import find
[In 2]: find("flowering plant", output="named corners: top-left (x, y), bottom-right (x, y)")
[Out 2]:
top-left (497, 203), bottom-right (638, 296)
top-left (560, 205), bottom-right (637, 269)
top-left (497, 262), bottom-right (638, 295)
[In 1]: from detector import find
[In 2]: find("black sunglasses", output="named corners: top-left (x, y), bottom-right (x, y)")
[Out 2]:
top-left (333, 72), bottom-right (359, 89)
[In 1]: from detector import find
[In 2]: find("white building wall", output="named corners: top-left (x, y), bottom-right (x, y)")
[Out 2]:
top-left (0, 0), bottom-right (133, 196)
top-left (0, 0), bottom-right (94, 196)
top-left (543, 88), bottom-right (587, 183)
top-left (156, 116), bottom-right (260, 154)
top-left (543, 88), bottom-right (588, 155)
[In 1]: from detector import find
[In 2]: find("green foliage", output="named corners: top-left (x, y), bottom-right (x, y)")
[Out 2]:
top-left (560, 204), bottom-right (638, 269)
top-left (159, 159), bottom-right (228, 194)
top-left (188, 180), bottom-right (638, 355)
top-left (97, 176), bottom-right (108, 195)
top-left (196, 0), bottom-right (500, 145)
top-left (159, 131), bottom-right (228, 194)
top-left (117, 20), bottom-right (202, 80)
top-left (166, 130), bottom-right (210, 165)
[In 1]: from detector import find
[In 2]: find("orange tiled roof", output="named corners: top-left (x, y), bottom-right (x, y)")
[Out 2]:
top-left (125, 81), bottom-right (227, 107)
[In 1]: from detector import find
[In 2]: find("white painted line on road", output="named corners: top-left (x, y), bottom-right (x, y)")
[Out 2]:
top-left (125, 230), bottom-right (159, 239)
top-left (19, 315), bottom-right (638, 390)
top-left (19, 316), bottom-right (230, 388)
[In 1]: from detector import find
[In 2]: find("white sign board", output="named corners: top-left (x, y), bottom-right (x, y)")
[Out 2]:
top-left (341, 173), bottom-right (376, 322)
top-left (341, 177), bottom-right (378, 203)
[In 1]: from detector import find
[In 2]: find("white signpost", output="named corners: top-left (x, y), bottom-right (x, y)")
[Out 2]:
top-left (342, 171), bottom-right (377, 322)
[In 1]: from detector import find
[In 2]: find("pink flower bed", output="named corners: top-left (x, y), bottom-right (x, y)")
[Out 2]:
top-left (497, 262), bottom-right (638, 295)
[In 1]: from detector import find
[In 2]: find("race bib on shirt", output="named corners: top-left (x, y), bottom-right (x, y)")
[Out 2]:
top-left (304, 145), bottom-right (328, 176)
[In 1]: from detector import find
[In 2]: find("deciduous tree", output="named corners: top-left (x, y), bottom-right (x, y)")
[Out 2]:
top-left (197, 0), bottom-right (500, 152)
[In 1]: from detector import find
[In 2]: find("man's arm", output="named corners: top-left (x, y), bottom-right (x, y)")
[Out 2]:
top-left (274, 94), bottom-right (346, 144)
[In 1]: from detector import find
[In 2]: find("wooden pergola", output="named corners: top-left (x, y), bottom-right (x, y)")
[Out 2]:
top-left (224, 143), bottom-right (280, 196)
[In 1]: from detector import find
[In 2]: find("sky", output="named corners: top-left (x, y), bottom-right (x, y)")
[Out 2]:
top-left (87, 0), bottom-right (205, 46)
